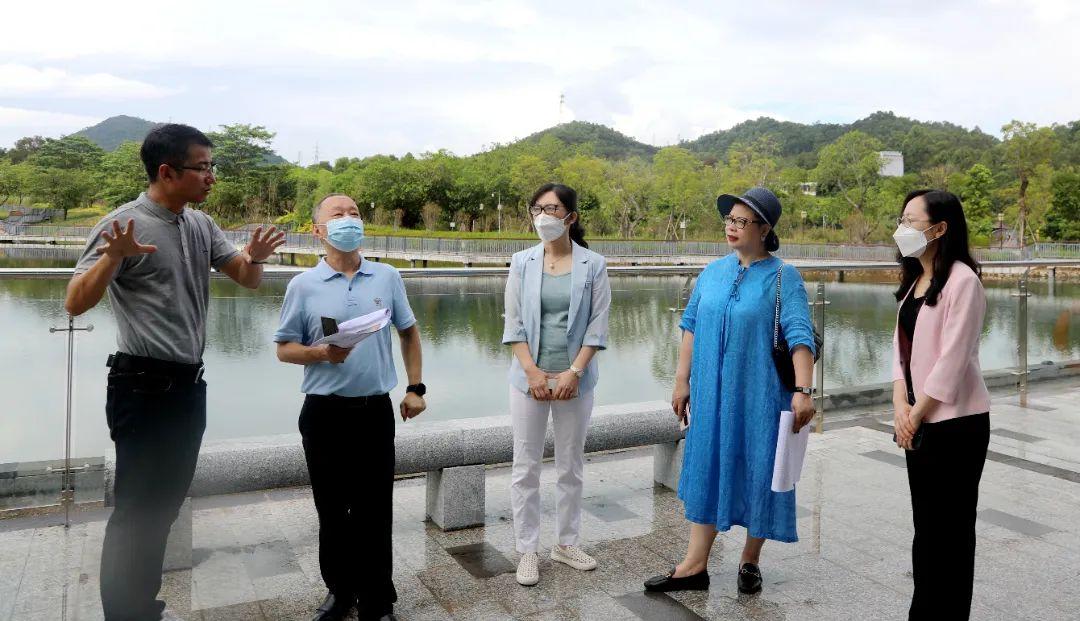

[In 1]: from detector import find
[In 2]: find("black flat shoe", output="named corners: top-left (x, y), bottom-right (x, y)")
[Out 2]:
top-left (737, 563), bottom-right (762, 595)
top-left (311, 591), bottom-right (355, 621)
top-left (644, 567), bottom-right (710, 592)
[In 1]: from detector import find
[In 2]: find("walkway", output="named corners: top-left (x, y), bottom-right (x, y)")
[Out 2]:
top-left (2, 378), bottom-right (1078, 620)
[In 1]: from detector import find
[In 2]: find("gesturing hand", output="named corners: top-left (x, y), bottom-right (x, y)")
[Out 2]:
top-left (245, 226), bottom-right (287, 262)
top-left (95, 219), bottom-right (157, 259)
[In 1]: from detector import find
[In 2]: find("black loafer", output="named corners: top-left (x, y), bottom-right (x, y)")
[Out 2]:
top-left (737, 563), bottom-right (763, 594)
top-left (311, 592), bottom-right (355, 621)
top-left (644, 568), bottom-right (710, 592)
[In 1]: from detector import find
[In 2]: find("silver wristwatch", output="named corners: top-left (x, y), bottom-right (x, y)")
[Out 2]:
top-left (569, 365), bottom-right (585, 378)
top-left (793, 386), bottom-right (815, 395)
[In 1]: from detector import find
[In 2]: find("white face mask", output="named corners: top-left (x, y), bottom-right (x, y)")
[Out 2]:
top-left (893, 224), bottom-right (935, 258)
top-left (534, 213), bottom-right (570, 242)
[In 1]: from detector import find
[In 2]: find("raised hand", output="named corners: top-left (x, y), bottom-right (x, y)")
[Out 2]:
top-left (95, 219), bottom-right (157, 259)
top-left (245, 226), bottom-right (287, 263)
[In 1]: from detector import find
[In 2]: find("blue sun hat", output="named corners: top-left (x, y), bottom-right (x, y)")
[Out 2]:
top-left (716, 186), bottom-right (782, 251)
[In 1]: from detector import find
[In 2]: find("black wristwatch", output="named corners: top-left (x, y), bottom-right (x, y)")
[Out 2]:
top-left (406, 383), bottom-right (427, 397)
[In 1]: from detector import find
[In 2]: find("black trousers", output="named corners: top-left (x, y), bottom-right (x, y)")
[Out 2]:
top-left (99, 366), bottom-right (206, 621)
top-left (300, 393), bottom-right (397, 619)
top-left (905, 412), bottom-right (989, 621)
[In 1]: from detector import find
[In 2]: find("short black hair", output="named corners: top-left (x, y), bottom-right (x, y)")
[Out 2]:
top-left (140, 124), bottom-right (213, 182)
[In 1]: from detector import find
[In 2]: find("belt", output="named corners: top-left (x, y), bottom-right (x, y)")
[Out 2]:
top-left (107, 352), bottom-right (205, 386)
top-left (306, 393), bottom-right (389, 406)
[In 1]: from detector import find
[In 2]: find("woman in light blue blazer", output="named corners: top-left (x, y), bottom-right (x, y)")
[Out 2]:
top-left (502, 183), bottom-right (611, 587)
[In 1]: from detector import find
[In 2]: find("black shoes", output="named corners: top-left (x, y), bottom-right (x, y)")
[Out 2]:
top-left (644, 568), bottom-right (711, 592)
top-left (311, 592), bottom-right (355, 621)
top-left (737, 562), bottom-right (763, 595)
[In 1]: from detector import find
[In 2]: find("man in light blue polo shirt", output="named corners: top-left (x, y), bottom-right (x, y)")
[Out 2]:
top-left (274, 194), bottom-right (425, 621)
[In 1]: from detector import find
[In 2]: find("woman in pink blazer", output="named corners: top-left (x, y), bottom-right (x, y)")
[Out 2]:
top-left (891, 189), bottom-right (990, 621)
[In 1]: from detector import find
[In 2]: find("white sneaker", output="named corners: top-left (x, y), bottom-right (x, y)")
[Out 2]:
top-left (516, 552), bottom-right (540, 586)
top-left (550, 545), bottom-right (597, 571)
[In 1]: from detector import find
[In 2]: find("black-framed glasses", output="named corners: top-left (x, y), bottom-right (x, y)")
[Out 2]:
top-left (723, 215), bottom-right (764, 230)
top-left (175, 161), bottom-right (218, 176)
top-left (529, 203), bottom-right (564, 216)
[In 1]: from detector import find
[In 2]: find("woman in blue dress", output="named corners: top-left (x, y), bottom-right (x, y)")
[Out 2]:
top-left (645, 187), bottom-right (817, 595)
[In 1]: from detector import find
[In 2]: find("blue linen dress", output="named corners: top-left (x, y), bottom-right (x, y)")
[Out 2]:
top-left (677, 254), bottom-right (816, 542)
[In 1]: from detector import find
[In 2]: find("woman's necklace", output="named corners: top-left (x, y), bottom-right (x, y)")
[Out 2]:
top-left (547, 253), bottom-right (569, 271)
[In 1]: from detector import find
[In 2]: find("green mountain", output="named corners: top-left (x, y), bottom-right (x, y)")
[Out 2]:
top-left (72, 115), bottom-right (287, 164)
top-left (73, 115), bottom-right (161, 151)
top-left (518, 121), bottom-right (658, 160)
top-left (680, 111), bottom-right (999, 171)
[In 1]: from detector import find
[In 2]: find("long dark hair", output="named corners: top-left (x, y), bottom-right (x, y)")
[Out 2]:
top-left (894, 189), bottom-right (981, 306)
top-left (530, 183), bottom-right (588, 248)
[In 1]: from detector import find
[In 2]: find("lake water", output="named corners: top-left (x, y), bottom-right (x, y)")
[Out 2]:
top-left (1, 253), bottom-right (1077, 462)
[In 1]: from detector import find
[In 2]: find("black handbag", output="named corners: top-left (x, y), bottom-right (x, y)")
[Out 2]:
top-left (771, 265), bottom-right (823, 392)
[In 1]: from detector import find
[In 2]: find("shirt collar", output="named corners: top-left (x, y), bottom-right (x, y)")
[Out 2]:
top-left (138, 192), bottom-right (184, 224)
top-left (315, 256), bottom-right (374, 281)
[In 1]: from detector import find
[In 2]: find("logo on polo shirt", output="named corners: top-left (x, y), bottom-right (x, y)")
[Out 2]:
top-left (374, 297), bottom-right (383, 307)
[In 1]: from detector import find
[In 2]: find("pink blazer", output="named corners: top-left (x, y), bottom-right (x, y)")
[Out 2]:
top-left (892, 261), bottom-right (991, 423)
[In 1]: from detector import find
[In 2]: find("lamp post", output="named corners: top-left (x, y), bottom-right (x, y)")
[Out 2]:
top-left (493, 192), bottom-right (502, 233)
top-left (479, 203), bottom-right (484, 233)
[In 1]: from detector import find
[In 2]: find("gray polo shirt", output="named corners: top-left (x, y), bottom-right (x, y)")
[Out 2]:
top-left (74, 192), bottom-right (240, 364)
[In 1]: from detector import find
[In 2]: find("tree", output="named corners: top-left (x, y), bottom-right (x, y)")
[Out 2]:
top-left (33, 136), bottom-right (105, 170)
top-left (813, 131), bottom-right (884, 214)
top-left (1043, 170), bottom-right (1080, 241)
top-left (207, 124), bottom-right (276, 177)
top-left (28, 168), bottom-right (95, 217)
top-left (0, 161), bottom-right (32, 206)
top-left (652, 147), bottom-right (709, 239)
top-left (98, 141), bottom-right (146, 208)
top-left (957, 164), bottom-right (995, 236)
top-left (8, 136), bottom-right (45, 164)
top-left (1000, 120), bottom-right (1059, 246)
top-left (726, 135), bottom-right (780, 187)
top-left (600, 158), bottom-right (655, 238)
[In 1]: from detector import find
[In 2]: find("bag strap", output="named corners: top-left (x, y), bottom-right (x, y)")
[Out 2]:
top-left (773, 264), bottom-right (783, 348)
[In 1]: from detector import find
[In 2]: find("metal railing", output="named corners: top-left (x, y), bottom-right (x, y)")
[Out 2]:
top-left (4, 223), bottom-right (1080, 261)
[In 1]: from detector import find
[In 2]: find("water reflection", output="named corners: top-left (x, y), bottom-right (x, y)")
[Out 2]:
top-left (0, 269), bottom-right (1076, 462)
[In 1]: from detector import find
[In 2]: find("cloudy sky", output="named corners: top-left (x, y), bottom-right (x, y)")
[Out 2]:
top-left (2, 0), bottom-right (1077, 162)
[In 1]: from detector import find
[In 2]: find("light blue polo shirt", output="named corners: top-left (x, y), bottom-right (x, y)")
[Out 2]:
top-left (274, 258), bottom-right (416, 397)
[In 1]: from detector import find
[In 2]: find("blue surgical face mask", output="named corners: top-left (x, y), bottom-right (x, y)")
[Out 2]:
top-left (325, 216), bottom-right (364, 252)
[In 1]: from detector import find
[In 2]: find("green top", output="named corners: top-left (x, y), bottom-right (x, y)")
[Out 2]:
top-left (535, 272), bottom-right (572, 371)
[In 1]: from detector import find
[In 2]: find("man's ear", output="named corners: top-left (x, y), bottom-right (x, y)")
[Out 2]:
top-left (157, 163), bottom-right (175, 183)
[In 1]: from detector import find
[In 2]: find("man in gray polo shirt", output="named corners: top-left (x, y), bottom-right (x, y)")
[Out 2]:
top-left (65, 124), bottom-right (285, 621)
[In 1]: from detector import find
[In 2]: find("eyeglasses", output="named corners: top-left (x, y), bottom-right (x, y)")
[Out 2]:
top-left (723, 215), bottom-right (764, 230)
top-left (529, 203), bottom-right (564, 216)
top-left (175, 161), bottom-right (218, 176)
top-left (896, 216), bottom-right (932, 227)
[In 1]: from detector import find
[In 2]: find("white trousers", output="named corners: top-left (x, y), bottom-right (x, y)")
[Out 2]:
top-left (509, 386), bottom-right (594, 553)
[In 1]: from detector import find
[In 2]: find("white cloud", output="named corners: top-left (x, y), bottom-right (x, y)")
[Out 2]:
top-left (0, 107), bottom-right (101, 143)
top-left (0, 64), bottom-right (176, 100)
top-left (0, 0), bottom-right (1077, 157)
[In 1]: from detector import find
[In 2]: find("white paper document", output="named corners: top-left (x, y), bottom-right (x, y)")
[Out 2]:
top-left (313, 308), bottom-right (391, 348)
top-left (771, 410), bottom-right (810, 493)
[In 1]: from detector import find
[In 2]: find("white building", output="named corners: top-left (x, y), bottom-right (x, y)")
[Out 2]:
top-left (879, 151), bottom-right (904, 177)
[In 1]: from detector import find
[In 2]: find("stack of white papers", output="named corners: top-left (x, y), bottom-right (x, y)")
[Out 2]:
top-left (313, 308), bottom-right (391, 348)
top-left (771, 410), bottom-right (810, 493)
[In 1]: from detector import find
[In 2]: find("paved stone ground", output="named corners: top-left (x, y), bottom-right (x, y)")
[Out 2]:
top-left (2, 378), bottom-right (1078, 621)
